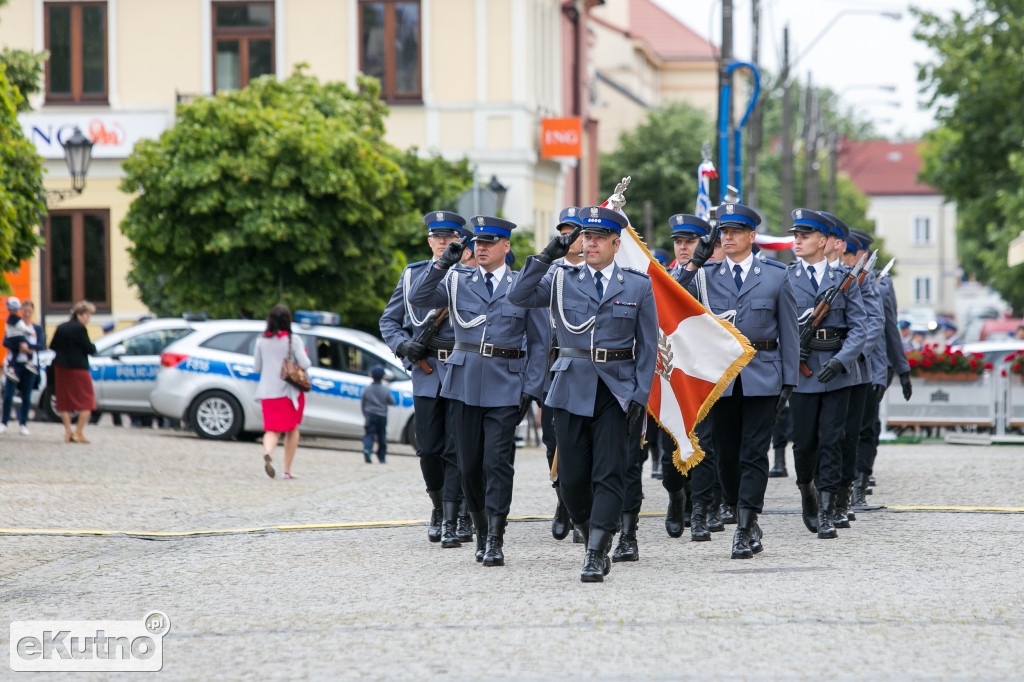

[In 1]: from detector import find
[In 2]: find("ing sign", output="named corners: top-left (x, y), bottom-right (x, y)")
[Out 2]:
top-left (540, 117), bottom-right (582, 158)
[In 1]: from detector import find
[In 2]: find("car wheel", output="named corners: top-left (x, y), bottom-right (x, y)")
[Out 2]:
top-left (403, 416), bottom-right (416, 449)
top-left (189, 390), bottom-right (243, 440)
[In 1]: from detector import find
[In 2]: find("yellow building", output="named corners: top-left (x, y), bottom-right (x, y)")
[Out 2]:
top-left (3, 0), bottom-right (608, 326)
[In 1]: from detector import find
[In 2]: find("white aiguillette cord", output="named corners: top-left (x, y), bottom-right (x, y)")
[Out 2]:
top-left (695, 267), bottom-right (736, 324)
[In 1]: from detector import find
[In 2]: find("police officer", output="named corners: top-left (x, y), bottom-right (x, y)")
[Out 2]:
top-left (408, 216), bottom-right (546, 567)
top-left (508, 206), bottom-right (658, 582)
top-left (786, 209), bottom-right (870, 539)
top-left (677, 203), bottom-right (799, 558)
top-left (380, 211), bottom-right (472, 548)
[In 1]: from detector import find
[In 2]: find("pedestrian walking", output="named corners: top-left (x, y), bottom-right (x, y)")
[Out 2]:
top-left (2, 299), bottom-right (44, 436)
top-left (48, 300), bottom-right (97, 443)
top-left (361, 366), bottom-right (394, 464)
top-left (252, 304), bottom-right (310, 480)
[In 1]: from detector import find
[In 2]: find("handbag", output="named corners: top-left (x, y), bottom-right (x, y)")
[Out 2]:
top-left (280, 336), bottom-right (311, 392)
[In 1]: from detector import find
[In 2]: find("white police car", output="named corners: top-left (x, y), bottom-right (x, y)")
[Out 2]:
top-left (148, 312), bottom-right (416, 443)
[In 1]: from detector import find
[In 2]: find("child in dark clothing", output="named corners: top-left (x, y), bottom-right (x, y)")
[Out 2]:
top-left (361, 365), bottom-right (395, 463)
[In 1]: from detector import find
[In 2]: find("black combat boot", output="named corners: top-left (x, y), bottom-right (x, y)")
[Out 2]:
top-left (833, 486), bottom-right (851, 529)
top-left (707, 488), bottom-right (725, 532)
top-left (721, 503), bottom-right (737, 525)
top-left (731, 508), bottom-right (755, 559)
top-left (797, 482), bottom-right (818, 533)
top-left (768, 446), bottom-right (788, 477)
top-left (665, 489), bottom-right (686, 538)
top-left (817, 491), bottom-right (838, 539)
top-left (551, 485), bottom-right (571, 540)
top-left (581, 528), bottom-right (613, 583)
top-left (612, 512), bottom-right (639, 562)
top-left (851, 472), bottom-right (869, 510)
top-left (651, 454), bottom-right (663, 479)
top-left (689, 502), bottom-right (711, 541)
top-left (470, 511), bottom-right (488, 562)
top-left (683, 477), bottom-right (692, 527)
top-left (482, 514), bottom-right (507, 566)
top-left (456, 499), bottom-right (474, 542)
top-left (846, 484), bottom-right (856, 522)
top-left (572, 525), bottom-right (585, 543)
top-left (440, 501), bottom-right (461, 548)
top-left (748, 511), bottom-right (763, 554)
top-left (426, 489), bottom-right (443, 543)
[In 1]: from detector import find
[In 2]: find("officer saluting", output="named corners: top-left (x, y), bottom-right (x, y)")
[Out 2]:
top-left (508, 206), bottom-right (658, 583)
top-left (408, 216), bottom-right (546, 567)
top-left (676, 203), bottom-right (799, 558)
top-left (379, 211), bottom-right (470, 547)
top-left (786, 209), bottom-right (869, 539)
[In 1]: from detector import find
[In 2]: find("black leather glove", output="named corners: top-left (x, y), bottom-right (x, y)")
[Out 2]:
top-left (537, 226), bottom-right (582, 264)
top-left (874, 384), bottom-right (886, 403)
top-left (396, 339), bottom-right (428, 362)
top-left (626, 401), bottom-right (645, 438)
top-left (687, 223), bottom-right (720, 268)
top-left (816, 357), bottom-right (844, 384)
top-left (899, 372), bottom-right (913, 401)
top-left (799, 345), bottom-right (811, 362)
top-left (436, 238), bottom-right (467, 270)
top-left (517, 394), bottom-right (534, 423)
top-left (775, 385), bottom-right (794, 421)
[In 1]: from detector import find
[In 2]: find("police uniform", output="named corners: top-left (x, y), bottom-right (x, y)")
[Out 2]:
top-left (676, 204), bottom-right (799, 558)
top-left (786, 209), bottom-right (870, 539)
top-left (408, 215), bottom-right (547, 567)
top-left (508, 206), bottom-right (658, 582)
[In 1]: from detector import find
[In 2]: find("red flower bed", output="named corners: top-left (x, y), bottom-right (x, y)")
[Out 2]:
top-left (905, 344), bottom-right (984, 378)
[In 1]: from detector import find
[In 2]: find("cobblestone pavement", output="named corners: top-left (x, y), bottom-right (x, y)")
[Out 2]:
top-left (2, 423), bottom-right (1023, 680)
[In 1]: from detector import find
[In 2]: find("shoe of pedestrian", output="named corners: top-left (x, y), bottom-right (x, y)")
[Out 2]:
top-left (426, 489), bottom-right (443, 543)
top-left (833, 485), bottom-right (852, 529)
top-left (768, 446), bottom-right (788, 478)
top-left (612, 512), bottom-right (639, 563)
top-left (470, 511), bottom-right (487, 562)
top-left (817, 491), bottom-right (838, 539)
top-left (25, 363), bottom-right (39, 376)
top-left (551, 486), bottom-right (571, 541)
top-left (797, 482), bottom-right (818, 533)
top-left (456, 500), bottom-right (474, 543)
top-left (377, 457), bottom-right (386, 464)
top-left (731, 509), bottom-right (754, 560)
top-left (665, 488), bottom-right (686, 538)
top-left (263, 453), bottom-right (275, 478)
top-left (19, 424), bottom-right (29, 436)
top-left (482, 514), bottom-right (506, 567)
top-left (441, 501), bottom-right (461, 549)
top-left (4, 366), bottom-right (18, 383)
top-left (689, 502), bottom-right (711, 541)
top-left (283, 472), bottom-right (296, 480)
top-left (581, 529), bottom-right (612, 582)
top-left (0, 423), bottom-right (6, 435)
top-left (363, 450), bottom-right (372, 464)
top-left (721, 504), bottom-right (737, 525)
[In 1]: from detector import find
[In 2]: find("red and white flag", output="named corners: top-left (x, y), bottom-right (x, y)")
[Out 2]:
top-left (603, 197), bottom-right (754, 473)
top-left (754, 233), bottom-right (794, 251)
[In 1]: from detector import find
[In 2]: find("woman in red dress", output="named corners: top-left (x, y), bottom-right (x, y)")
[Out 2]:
top-left (49, 300), bottom-right (97, 443)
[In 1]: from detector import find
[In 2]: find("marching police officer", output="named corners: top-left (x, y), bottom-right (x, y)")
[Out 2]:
top-left (677, 203), bottom-right (799, 558)
top-left (408, 216), bottom-right (546, 567)
top-left (508, 206), bottom-right (658, 582)
top-left (786, 209), bottom-right (870, 539)
top-left (379, 211), bottom-right (470, 547)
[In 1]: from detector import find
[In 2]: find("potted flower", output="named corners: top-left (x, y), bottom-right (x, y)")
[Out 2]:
top-left (1006, 350), bottom-right (1024, 379)
top-left (905, 344), bottom-right (985, 380)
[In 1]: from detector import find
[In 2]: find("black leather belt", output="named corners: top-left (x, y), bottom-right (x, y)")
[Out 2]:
top-left (453, 341), bottom-right (524, 359)
top-left (813, 328), bottom-right (847, 340)
top-left (751, 340), bottom-right (778, 351)
top-left (557, 347), bottom-right (634, 363)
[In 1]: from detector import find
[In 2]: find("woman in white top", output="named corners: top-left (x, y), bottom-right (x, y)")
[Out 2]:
top-left (253, 304), bottom-right (311, 479)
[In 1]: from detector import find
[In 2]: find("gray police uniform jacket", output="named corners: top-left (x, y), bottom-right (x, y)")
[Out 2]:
top-left (833, 263), bottom-right (883, 387)
top-left (507, 256), bottom-right (658, 418)
top-left (870, 275), bottom-right (911, 385)
top-left (539, 257), bottom-right (578, 395)
top-left (787, 261), bottom-right (870, 394)
top-left (408, 262), bottom-right (547, 407)
top-left (379, 259), bottom-right (454, 399)
top-left (676, 256), bottom-right (799, 397)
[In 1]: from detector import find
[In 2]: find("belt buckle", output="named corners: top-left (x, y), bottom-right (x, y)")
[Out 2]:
top-left (815, 329), bottom-right (828, 340)
top-left (480, 341), bottom-right (494, 358)
top-left (436, 349), bottom-right (449, 362)
top-left (593, 348), bottom-right (608, 363)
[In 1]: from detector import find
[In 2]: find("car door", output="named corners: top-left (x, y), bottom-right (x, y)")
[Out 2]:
top-left (302, 336), bottom-right (380, 437)
top-left (92, 327), bottom-right (193, 413)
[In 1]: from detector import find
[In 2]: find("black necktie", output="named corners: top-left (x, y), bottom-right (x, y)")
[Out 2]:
top-left (733, 264), bottom-right (743, 291)
top-left (485, 272), bottom-right (494, 297)
top-left (595, 272), bottom-right (604, 299)
top-left (808, 265), bottom-right (818, 291)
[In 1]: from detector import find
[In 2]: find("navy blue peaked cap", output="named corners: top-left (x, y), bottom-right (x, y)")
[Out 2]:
top-left (789, 208), bottom-right (834, 235)
top-left (819, 211), bottom-right (849, 241)
top-left (468, 215), bottom-right (517, 242)
top-left (579, 206), bottom-right (629, 235)
top-left (717, 203), bottom-right (761, 230)
top-left (557, 206), bottom-right (583, 229)
top-left (668, 214), bottom-right (711, 237)
top-left (849, 229), bottom-right (873, 249)
top-left (423, 211), bottom-right (466, 235)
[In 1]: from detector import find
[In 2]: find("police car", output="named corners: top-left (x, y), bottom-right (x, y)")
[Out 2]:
top-left (148, 312), bottom-right (416, 443)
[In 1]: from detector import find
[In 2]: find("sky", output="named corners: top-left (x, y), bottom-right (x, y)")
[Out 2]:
top-left (657, 0), bottom-right (974, 140)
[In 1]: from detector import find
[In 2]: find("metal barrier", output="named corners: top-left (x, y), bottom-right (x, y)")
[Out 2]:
top-left (883, 372), bottom-right (997, 430)
top-left (1005, 375), bottom-right (1024, 433)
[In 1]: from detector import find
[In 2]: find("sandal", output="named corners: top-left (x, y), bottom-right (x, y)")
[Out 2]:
top-left (263, 453), bottom-right (275, 478)
top-left (74, 435), bottom-right (90, 444)
top-left (283, 472), bottom-right (295, 480)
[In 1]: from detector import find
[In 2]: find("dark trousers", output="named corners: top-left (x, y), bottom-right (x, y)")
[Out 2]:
top-left (840, 383), bottom-right (870, 487)
top-left (1, 363), bottom-right (34, 426)
top-left (541, 402), bottom-right (557, 467)
top-left (709, 377), bottom-right (775, 512)
top-left (790, 388), bottom-right (851, 494)
top-left (622, 422), bottom-right (645, 515)
top-left (451, 402), bottom-right (517, 516)
top-left (413, 394), bottom-right (462, 503)
top-left (362, 414), bottom-right (388, 461)
top-left (553, 380), bottom-right (627, 534)
top-left (857, 386), bottom-right (882, 475)
top-left (772, 404), bottom-right (792, 449)
top-left (661, 418), bottom-right (717, 505)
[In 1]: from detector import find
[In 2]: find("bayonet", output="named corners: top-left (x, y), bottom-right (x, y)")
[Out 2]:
top-left (876, 257), bottom-right (895, 280)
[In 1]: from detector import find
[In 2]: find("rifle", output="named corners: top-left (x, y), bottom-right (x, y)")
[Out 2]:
top-left (798, 253), bottom-right (867, 377)
top-left (412, 308), bottom-right (449, 375)
top-left (875, 257), bottom-right (895, 281)
top-left (856, 250), bottom-right (878, 285)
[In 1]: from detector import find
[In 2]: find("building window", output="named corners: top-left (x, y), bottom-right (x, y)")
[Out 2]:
top-left (914, 276), bottom-right (933, 304)
top-left (44, 2), bottom-right (107, 104)
top-left (912, 216), bottom-right (932, 245)
top-left (45, 210), bottom-right (110, 313)
top-left (212, 2), bottom-right (275, 92)
top-left (359, 1), bottom-right (421, 103)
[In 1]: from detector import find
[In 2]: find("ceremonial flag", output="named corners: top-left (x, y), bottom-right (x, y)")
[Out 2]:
top-left (602, 189), bottom-right (754, 473)
top-left (695, 159), bottom-right (718, 223)
top-left (754, 233), bottom-right (794, 251)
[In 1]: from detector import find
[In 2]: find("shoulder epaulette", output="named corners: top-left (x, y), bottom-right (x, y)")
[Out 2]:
top-left (622, 266), bottom-right (650, 279)
top-left (555, 262), bottom-right (577, 270)
top-left (704, 259), bottom-right (723, 268)
top-left (760, 258), bottom-right (786, 269)
top-left (406, 259), bottom-right (429, 269)
top-left (787, 261), bottom-right (799, 269)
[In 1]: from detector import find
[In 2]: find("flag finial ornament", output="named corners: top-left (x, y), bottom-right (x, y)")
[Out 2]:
top-left (609, 176), bottom-right (632, 209)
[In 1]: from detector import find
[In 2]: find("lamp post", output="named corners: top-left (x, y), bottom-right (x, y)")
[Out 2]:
top-left (487, 175), bottom-right (508, 215)
top-left (45, 127), bottom-right (94, 204)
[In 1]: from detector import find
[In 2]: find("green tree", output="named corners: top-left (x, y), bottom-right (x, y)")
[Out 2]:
top-left (120, 68), bottom-right (470, 329)
top-left (0, 0), bottom-right (46, 112)
top-left (914, 1), bottom-right (1024, 311)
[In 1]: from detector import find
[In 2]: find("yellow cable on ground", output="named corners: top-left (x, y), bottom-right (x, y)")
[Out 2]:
top-left (884, 505), bottom-right (1024, 512)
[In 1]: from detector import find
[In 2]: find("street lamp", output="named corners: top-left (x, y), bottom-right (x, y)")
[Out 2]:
top-left (45, 127), bottom-right (94, 204)
top-left (488, 175), bottom-right (508, 215)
